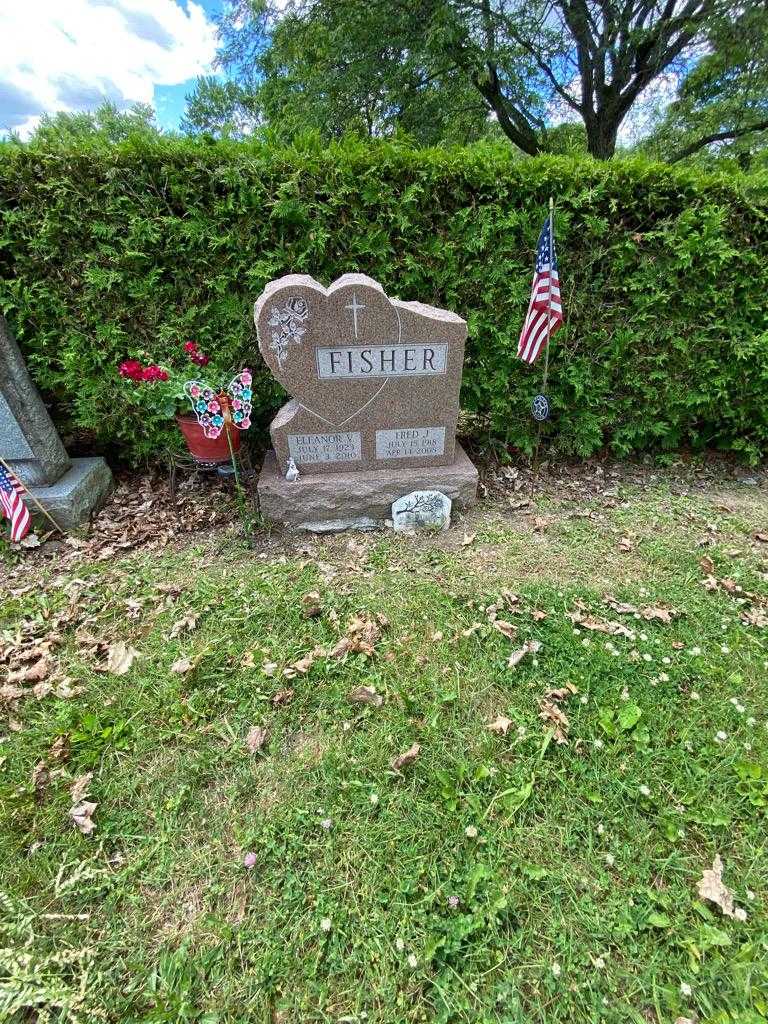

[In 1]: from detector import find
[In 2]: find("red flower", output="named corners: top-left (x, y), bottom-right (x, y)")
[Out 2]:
top-left (195, 353), bottom-right (210, 367)
top-left (119, 359), bottom-right (144, 381)
top-left (141, 364), bottom-right (166, 382)
top-left (184, 341), bottom-right (198, 353)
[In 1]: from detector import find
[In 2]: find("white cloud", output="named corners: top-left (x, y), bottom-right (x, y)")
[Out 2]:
top-left (0, 0), bottom-right (218, 136)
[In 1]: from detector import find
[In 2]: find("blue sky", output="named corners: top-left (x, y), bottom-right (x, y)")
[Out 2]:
top-left (0, 0), bottom-right (227, 137)
top-left (154, 0), bottom-right (223, 131)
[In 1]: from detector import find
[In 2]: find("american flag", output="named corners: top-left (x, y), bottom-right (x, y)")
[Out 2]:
top-left (518, 214), bottom-right (564, 364)
top-left (0, 463), bottom-right (31, 543)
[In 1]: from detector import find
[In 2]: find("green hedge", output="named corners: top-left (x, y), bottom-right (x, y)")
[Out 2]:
top-left (1, 137), bottom-right (767, 462)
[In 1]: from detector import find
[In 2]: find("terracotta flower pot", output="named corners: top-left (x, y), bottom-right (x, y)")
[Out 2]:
top-left (176, 414), bottom-right (241, 464)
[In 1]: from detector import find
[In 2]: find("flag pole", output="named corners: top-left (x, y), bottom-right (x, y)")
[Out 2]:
top-left (532, 196), bottom-right (554, 481)
top-left (542, 195), bottom-right (554, 393)
top-left (0, 455), bottom-right (63, 535)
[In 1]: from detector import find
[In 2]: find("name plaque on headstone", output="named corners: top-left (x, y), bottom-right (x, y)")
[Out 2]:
top-left (288, 431), bottom-right (362, 464)
top-left (375, 427), bottom-right (445, 460)
top-left (255, 273), bottom-right (468, 476)
top-left (315, 343), bottom-right (448, 379)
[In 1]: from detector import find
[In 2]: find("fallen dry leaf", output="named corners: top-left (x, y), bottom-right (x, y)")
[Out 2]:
top-left (15, 658), bottom-right (50, 684)
top-left (568, 607), bottom-right (635, 639)
top-left (48, 736), bottom-right (69, 763)
top-left (507, 639), bottom-right (542, 669)
top-left (168, 612), bottom-right (199, 639)
top-left (328, 637), bottom-right (354, 659)
top-left (533, 517), bottom-right (548, 533)
top-left (493, 619), bottom-right (517, 640)
top-left (700, 555), bottom-right (715, 573)
top-left (245, 725), bottom-right (268, 754)
top-left (487, 715), bottom-right (513, 736)
top-left (538, 682), bottom-right (577, 744)
top-left (104, 642), bottom-right (140, 676)
top-left (347, 685), bottom-right (384, 707)
top-left (461, 531), bottom-right (477, 547)
top-left (391, 742), bottom-right (421, 772)
top-left (271, 688), bottom-right (294, 706)
top-left (70, 800), bottom-right (97, 835)
top-left (754, 532), bottom-right (768, 543)
top-left (170, 656), bottom-right (194, 675)
top-left (69, 772), bottom-right (93, 804)
top-left (617, 536), bottom-right (634, 553)
top-left (283, 648), bottom-right (323, 678)
top-left (603, 596), bottom-right (678, 623)
top-left (32, 761), bottom-right (48, 793)
top-left (301, 591), bottom-right (323, 619)
top-left (742, 607), bottom-right (768, 627)
top-left (696, 854), bottom-right (745, 919)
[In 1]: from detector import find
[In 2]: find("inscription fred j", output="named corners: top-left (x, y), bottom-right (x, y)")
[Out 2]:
top-left (316, 343), bottom-right (448, 380)
top-left (376, 427), bottom-right (446, 460)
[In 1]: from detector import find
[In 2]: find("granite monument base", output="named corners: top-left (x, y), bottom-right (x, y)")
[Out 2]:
top-left (21, 457), bottom-right (113, 533)
top-left (257, 443), bottom-right (478, 532)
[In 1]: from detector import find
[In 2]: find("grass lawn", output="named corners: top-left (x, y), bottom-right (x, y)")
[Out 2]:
top-left (2, 463), bottom-right (768, 1023)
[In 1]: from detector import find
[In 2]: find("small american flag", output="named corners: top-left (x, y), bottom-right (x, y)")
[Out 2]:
top-left (0, 464), bottom-right (31, 543)
top-left (518, 214), bottom-right (564, 364)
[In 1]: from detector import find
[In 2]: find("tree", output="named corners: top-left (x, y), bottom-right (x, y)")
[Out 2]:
top-left (211, 1), bottom-right (490, 145)
top-left (28, 102), bottom-right (160, 146)
top-left (181, 77), bottom-right (261, 140)
top-left (642, 4), bottom-right (768, 166)
top-left (212, 0), bottom-right (740, 159)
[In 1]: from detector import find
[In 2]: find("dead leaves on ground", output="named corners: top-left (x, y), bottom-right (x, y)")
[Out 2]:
top-left (102, 642), bottom-right (141, 676)
top-left (69, 772), bottom-right (96, 835)
top-left (168, 612), bottom-right (199, 640)
top-left (487, 715), bottom-right (514, 736)
top-left (567, 603), bottom-right (636, 640)
top-left (301, 591), bottom-right (323, 619)
top-left (245, 725), bottom-right (268, 754)
top-left (696, 855), bottom-right (747, 921)
top-left (281, 612), bottom-right (389, 679)
top-left (699, 561), bottom-right (768, 628)
top-left (347, 685), bottom-right (384, 708)
top-left (507, 639), bottom-right (542, 669)
top-left (538, 682), bottom-right (578, 745)
top-left (391, 742), bottom-right (421, 773)
top-left (602, 595), bottom-right (679, 623)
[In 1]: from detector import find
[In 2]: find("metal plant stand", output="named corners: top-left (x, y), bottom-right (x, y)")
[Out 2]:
top-left (166, 446), bottom-right (256, 503)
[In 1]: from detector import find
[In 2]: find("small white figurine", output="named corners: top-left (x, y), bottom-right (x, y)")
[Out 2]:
top-left (285, 457), bottom-right (300, 482)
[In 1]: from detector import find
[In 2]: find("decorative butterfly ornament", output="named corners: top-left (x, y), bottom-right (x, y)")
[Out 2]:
top-left (184, 369), bottom-right (253, 439)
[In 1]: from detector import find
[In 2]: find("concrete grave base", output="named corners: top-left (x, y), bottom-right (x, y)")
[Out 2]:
top-left (22, 457), bottom-right (113, 533)
top-left (257, 443), bottom-right (478, 532)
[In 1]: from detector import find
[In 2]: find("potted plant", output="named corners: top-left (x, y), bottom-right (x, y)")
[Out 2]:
top-left (118, 342), bottom-right (253, 464)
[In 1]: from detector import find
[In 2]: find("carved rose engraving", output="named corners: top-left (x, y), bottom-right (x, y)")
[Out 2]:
top-left (268, 295), bottom-right (310, 368)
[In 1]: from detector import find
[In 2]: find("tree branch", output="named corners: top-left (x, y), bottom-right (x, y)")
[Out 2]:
top-left (669, 119), bottom-right (768, 162)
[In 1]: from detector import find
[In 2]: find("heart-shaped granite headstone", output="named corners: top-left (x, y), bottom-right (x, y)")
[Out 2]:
top-left (255, 273), bottom-right (402, 428)
top-left (254, 272), bottom-right (468, 476)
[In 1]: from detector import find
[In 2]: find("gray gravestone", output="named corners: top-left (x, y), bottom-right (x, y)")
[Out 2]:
top-left (392, 490), bottom-right (452, 533)
top-left (0, 314), bottom-right (113, 533)
top-left (254, 273), bottom-right (478, 530)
